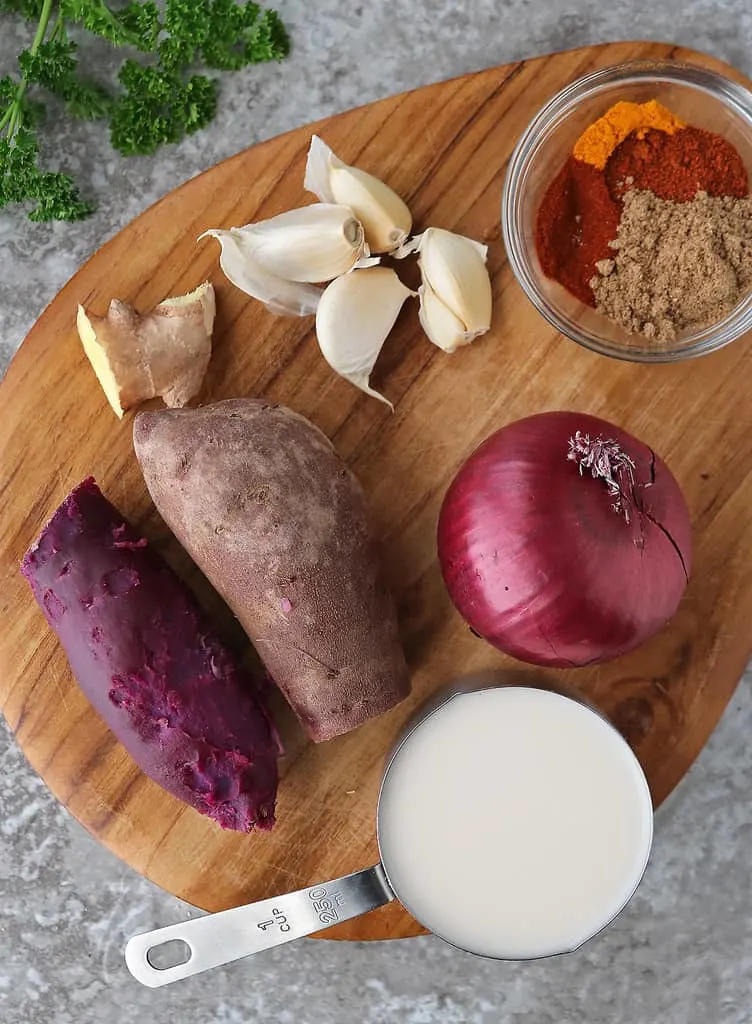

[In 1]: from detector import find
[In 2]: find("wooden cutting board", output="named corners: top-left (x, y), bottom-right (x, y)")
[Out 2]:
top-left (1, 40), bottom-right (751, 943)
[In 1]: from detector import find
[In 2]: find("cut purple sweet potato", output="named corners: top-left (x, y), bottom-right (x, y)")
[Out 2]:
top-left (20, 477), bottom-right (279, 832)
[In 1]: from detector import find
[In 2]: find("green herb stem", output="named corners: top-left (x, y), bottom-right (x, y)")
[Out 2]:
top-left (30, 0), bottom-right (55, 54)
top-left (5, 0), bottom-right (55, 140)
top-left (50, 8), bottom-right (66, 42)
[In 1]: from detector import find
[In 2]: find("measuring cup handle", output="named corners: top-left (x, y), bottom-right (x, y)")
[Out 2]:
top-left (125, 864), bottom-right (394, 988)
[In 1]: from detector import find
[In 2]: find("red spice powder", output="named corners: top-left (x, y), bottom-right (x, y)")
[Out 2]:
top-left (605, 126), bottom-right (749, 202)
top-left (534, 156), bottom-right (620, 306)
top-left (534, 125), bottom-right (750, 305)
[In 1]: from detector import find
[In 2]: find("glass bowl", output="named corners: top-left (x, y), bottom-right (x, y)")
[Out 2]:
top-left (502, 61), bottom-right (752, 362)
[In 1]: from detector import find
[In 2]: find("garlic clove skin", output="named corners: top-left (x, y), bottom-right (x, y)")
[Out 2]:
top-left (417, 227), bottom-right (492, 335)
top-left (392, 235), bottom-right (421, 260)
top-left (305, 136), bottom-right (412, 254)
top-left (315, 267), bottom-right (416, 407)
top-left (418, 281), bottom-right (475, 353)
top-left (201, 228), bottom-right (323, 316)
top-left (303, 136), bottom-right (339, 206)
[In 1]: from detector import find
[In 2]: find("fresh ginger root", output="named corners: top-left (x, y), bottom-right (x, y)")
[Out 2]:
top-left (76, 282), bottom-right (216, 418)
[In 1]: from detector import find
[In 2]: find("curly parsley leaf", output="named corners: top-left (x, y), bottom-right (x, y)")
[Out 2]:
top-left (170, 0), bottom-right (291, 71)
top-left (18, 39), bottom-right (111, 120)
top-left (109, 60), bottom-right (217, 155)
top-left (157, 35), bottom-right (196, 73)
top-left (2, 0), bottom-right (290, 221)
top-left (58, 0), bottom-right (160, 51)
top-left (116, 1), bottom-right (161, 51)
top-left (0, 0), bottom-right (46, 17)
top-left (0, 127), bottom-right (94, 219)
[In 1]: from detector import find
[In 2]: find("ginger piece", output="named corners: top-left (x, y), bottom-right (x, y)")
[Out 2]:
top-left (76, 282), bottom-right (216, 418)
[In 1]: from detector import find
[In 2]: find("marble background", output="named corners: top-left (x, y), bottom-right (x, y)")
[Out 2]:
top-left (1, 3), bottom-right (751, 1022)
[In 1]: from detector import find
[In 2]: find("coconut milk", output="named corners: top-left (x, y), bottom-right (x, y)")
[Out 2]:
top-left (377, 687), bottom-right (653, 959)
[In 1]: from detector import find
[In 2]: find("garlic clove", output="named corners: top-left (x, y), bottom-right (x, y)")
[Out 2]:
top-left (201, 228), bottom-right (323, 316)
top-left (239, 203), bottom-right (368, 282)
top-left (315, 267), bottom-right (416, 407)
top-left (417, 227), bottom-right (492, 334)
top-left (305, 135), bottom-right (412, 254)
top-left (201, 202), bottom-right (367, 299)
top-left (418, 281), bottom-right (475, 353)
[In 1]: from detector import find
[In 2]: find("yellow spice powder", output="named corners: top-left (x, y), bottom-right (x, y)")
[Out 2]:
top-left (573, 100), bottom-right (685, 170)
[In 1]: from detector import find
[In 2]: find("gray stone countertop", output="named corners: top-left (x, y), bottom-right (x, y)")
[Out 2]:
top-left (1, 4), bottom-right (751, 1022)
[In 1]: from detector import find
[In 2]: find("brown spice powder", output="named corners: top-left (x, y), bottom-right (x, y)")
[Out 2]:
top-left (591, 190), bottom-right (752, 342)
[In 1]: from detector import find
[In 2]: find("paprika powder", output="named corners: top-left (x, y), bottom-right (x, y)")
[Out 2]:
top-left (535, 157), bottom-right (620, 306)
top-left (605, 127), bottom-right (749, 201)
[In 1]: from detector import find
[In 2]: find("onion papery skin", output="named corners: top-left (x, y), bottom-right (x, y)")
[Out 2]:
top-left (437, 412), bottom-right (692, 668)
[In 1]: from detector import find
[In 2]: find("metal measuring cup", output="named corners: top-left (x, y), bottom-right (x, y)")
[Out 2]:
top-left (125, 673), bottom-right (654, 987)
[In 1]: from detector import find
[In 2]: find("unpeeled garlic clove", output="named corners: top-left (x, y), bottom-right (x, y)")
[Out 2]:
top-left (204, 203), bottom-right (368, 281)
top-left (416, 227), bottom-right (493, 341)
top-left (201, 227), bottom-right (323, 316)
top-left (200, 204), bottom-right (372, 316)
top-left (305, 135), bottom-right (412, 254)
top-left (315, 267), bottom-right (416, 407)
top-left (418, 280), bottom-right (472, 353)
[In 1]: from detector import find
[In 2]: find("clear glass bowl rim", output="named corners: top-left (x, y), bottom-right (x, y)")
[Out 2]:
top-left (501, 59), bottom-right (752, 363)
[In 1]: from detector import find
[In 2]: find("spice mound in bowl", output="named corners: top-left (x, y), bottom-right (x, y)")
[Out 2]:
top-left (536, 100), bottom-right (752, 342)
top-left (502, 61), bottom-right (752, 361)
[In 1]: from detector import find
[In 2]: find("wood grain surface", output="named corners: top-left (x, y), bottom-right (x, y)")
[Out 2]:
top-left (1, 41), bottom-right (751, 943)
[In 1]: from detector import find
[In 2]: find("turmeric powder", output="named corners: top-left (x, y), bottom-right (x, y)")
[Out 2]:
top-left (573, 100), bottom-right (685, 170)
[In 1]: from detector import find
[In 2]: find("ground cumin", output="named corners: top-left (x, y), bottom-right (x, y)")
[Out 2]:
top-left (573, 100), bottom-right (685, 170)
top-left (591, 190), bottom-right (752, 342)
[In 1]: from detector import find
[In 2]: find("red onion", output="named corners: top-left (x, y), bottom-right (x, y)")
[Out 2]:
top-left (437, 412), bottom-right (692, 667)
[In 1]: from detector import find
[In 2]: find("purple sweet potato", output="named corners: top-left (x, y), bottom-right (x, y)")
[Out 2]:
top-left (133, 399), bottom-right (411, 743)
top-left (20, 478), bottom-right (279, 832)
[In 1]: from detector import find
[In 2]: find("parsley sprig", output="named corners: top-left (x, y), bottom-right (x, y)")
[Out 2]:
top-left (0, 0), bottom-right (289, 221)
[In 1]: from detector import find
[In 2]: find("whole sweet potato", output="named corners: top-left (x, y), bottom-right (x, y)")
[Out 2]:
top-left (21, 478), bottom-right (279, 831)
top-left (133, 399), bottom-right (410, 742)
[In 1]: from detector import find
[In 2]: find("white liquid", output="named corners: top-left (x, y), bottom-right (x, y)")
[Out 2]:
top-left (377, 687), bottom-right (653, 960)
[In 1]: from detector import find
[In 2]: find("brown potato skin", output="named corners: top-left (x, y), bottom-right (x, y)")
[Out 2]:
top-left (134, 399), bottom-right (410, 742)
